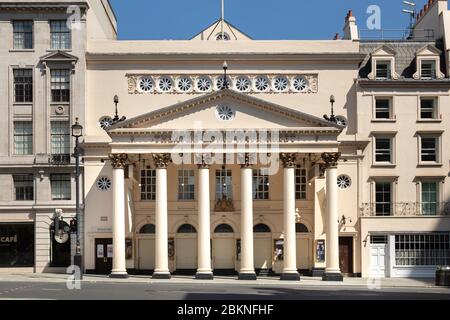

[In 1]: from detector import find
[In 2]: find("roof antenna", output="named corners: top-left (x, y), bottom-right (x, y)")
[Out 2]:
top-left (402, 1), bottom-right (416, 39)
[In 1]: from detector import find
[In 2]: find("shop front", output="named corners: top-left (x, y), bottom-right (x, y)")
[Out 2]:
top-left (0, 223), bottom-right (35, 268)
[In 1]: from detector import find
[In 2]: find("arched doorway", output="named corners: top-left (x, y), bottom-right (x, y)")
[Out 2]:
top-left (175, 224), bottom-right (197, 271)
top-left (137, 224), bottom-right (155, 271)
top-left (296, 223), bottom-right (312, 271)
top-left (253, 224), bottom-right (272, 271)
top-left (50, 221), bottom-right (71, 268)
top-left (213, 224), bottom-right (235, 271)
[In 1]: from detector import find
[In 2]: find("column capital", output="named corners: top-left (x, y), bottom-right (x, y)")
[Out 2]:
top-left (196, 154), bottom-right (211, 169)
top-left (109, 153), bottom-right (128, 169)
top-left (321, 152), bottom-right (341, 168)
top-left (240, 153), bottom-right (253, 169)
top-left (280, 153), bottom-right (298, 168)
top-left (152, 153), bottom-right (172, 169)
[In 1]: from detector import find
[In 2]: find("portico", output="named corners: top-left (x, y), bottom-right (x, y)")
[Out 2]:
top-left (101, 89), bottom-right (344, 281)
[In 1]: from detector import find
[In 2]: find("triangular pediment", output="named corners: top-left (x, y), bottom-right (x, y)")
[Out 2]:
top-left (107, 89), bottom-right (343, 134)
top-left (191, 19), bottom-right (252, 41)
top-left (40, 51), bottom-right (79, 63)
top-left (416, 44), bottom-right (441, 56)
top-left (371, 45), bottom-right (396, 56)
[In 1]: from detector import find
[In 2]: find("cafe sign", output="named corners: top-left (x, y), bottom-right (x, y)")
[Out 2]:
top-left (0, 235), bottom-right (18, 243)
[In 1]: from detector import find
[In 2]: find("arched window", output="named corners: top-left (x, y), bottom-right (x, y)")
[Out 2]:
top-left (139, 224), bottom-right (155, 234)
top-left (253, 224), bottom-right (271, 233)
top-left (177, 224), bottom-right (197, 233)
top-left (296, 223), bottom-right (309, 233)
top-left (214, 224), bottom-right (234, 233)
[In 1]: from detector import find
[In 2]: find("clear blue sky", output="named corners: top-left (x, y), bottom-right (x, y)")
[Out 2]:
top-left (109, 0), bottom-right (442, 40)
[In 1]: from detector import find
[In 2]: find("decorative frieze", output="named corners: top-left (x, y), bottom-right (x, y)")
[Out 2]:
top-left (152, 153), bottom-right (172, 169)
top-left (127, 74), bottom-right (318, 95)
top-left (109, 153), bottom-right (128, 169)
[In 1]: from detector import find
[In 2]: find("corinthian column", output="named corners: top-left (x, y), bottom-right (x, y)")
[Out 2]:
top-left (322, 152), bottom-right (343, 282)
top-left (152, 153), bottom-right (172, 279)
top-left (239, 154), bottom-right (257, 280)
top-left (109, 153), bottom-right (128, 278)
top-left (280, 153), bottom-right (300, 281)
top-left (195, 158), bottom-right (213, 280)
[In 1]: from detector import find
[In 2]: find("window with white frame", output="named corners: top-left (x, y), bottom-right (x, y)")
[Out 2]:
top-left (51, 174), bottom-right (71, 200)
top-left (374, 137), bottom-right (393, 164)
top-left (13, 20), bottom-right (33, 49)
top-left (252, 169), bottom-right (269, 200)
top-left (375, 182), bottom-right (392, 216)
top-left (420, 60), bottom-right (436, 79)
top-left (13, 121), bottom-right (33, 155)
top-left (421, 182), bottom-right (439, 215)
top-left (374, 98), bottom-right (392, 119)
top-left (140, 169), bottom-right (156, 201)
top-left (51, 121), bottom-right (70, 155)
top-left (13, 69), bottom-right (33, 103)
top-left (420, 98), bottom-right (438, 119)
top-left (295, 168), bottom-right (307, 200)
top-left (420, 135), bottom-right (439, 163)
top-left (178, 169), bottom-right (195, 200)
top-left (50, 20), bottom-right (71, 50)
top-left (395, 234), bottom-right (450, 266)
top-left (51, 69), bottom-right (70, 103)
top-left (215, 169), bottom-right (233, 200)
top-left (375, 60), bottom-right (391, 79)
top-left (13, 174), bottom-right (34, 201)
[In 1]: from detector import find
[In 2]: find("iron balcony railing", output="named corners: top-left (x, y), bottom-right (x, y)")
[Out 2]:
top-left (50, 154), bottom-right (71, 165)
top-left (359, 29), bottom-right (434, 41)
top-left (360, 202), bottom-right (450, 217)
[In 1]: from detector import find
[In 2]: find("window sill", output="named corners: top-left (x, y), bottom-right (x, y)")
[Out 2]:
top-left (417, 163), bottom-right (443, 167)
top-left (371, 119), bottom-right (396, 123)
top-left (13, 102), bottom-right (33, 106)
top-left (46, 49), bottom-right (72, 53)
top-left (50, 102), bottom-right (70, 105)
top-left (417, 119), bottom-right (442, 123)
top-left (372, 163), bottom-right (396, 168)
top-left (9, 49), bottom-right (35, 53)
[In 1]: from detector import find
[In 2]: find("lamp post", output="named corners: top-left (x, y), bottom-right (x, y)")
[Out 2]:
top-left (222, 61), bottom-right (229, 89)
top-left (71, 118), bottom-right (83, 278)
top-left (323, 95), bottom-right (337, 123)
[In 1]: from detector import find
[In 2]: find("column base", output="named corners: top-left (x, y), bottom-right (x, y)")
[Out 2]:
top-left (322, 272), bottom-right (343, 282)
top-left (238, 272), bottom-right (257, 280)
top-left (109, 271), bottom-right (129, 279)
top-left (280, 272), bottom-right (300, 281)
top-left (152, 272), bottom-right (171, 279)
top-left (195, 272), bottom-right (214, 280)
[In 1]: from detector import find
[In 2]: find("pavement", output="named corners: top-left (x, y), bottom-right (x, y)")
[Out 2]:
top-left (0, 273), bottom-right (448, 300)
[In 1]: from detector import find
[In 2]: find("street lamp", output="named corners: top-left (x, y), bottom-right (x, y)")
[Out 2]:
top-left (71, 118), bottom-right (83, 278)
top-left (323, 95), bottom-right (337, 123)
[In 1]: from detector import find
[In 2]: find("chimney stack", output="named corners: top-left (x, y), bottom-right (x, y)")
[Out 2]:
top-left (343, 10), bottom-right (359, 40)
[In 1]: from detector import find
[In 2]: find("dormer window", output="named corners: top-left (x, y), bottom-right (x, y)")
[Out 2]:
top-left (413, 45), bottom-right (444, 80)
top-left (420, 60), bottom-right (436, 79)
top-left (376, 60), bottom-right (391, 79)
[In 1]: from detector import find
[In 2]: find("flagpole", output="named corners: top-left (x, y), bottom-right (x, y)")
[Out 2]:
top-left (221, 0), bottom-right (224, 39)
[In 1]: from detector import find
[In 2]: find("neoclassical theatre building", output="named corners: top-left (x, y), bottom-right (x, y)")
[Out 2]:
top-left (1, 0), bottom-right (450, 280)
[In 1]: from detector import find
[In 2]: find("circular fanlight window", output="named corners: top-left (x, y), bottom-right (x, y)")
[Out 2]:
top-left (99, 116), bottom-right (113, 130)
top-left (139, 77), bottom-right (154, 92)
top-left (216, 77), bottom-right (231, 90)
top-left (254, 76), bottom-right (270, 92)
top-left (177, 77), bottom-right (193, 92)
top-left (158, 77), bottom-right (173, 92)
top-left (337, 175), bottom-right (352, 190)
top-left (215, 32), bottom-right (230, 40)
top-left (97, 176), bottom-right (112, 191)
top-left (336, 116), bottom-right (348, 127)
top-left (215, 105), bottom-right (235, 122)
top-left (196, 77), bottom-right (212, 92)
top-left (292, 76), bottom-right (309, 92)
top-left (273, 76), bottom-right (289, 92)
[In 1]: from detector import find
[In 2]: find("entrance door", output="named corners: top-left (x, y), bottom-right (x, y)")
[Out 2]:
top-left (176, 237), bottom-right (197, 269)
top-left (339, 237), bottom-right (354, 275)
top-left (138, 239), bottom-right (155, 270)
top-left (296, 238), bottom-right (310, 270)
top-left (213, 238), bottom-right (235, 269)
top-left (95, 238), bottom-right (113, 275)
top-left (254, 238), bottom-right (272, 269)
top-left (370, 244), bottom-right (387, 278)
